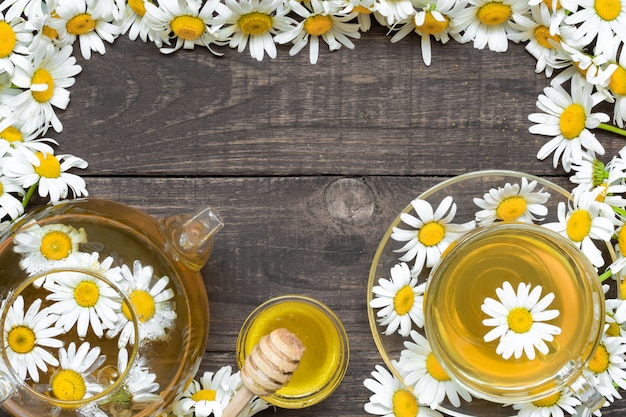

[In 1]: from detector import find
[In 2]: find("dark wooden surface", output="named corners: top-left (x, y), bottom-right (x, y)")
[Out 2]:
top-left (4, 22), bottom-right (626, 417)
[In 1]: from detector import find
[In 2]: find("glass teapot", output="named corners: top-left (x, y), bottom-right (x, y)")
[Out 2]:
top-left (0, 198), bottom-right (223, 417)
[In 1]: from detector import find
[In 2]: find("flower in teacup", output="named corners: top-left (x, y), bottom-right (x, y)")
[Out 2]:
top-left (13, 222), bottom-right (88, 276)
top-left (391, 196), bottom-right (476, 276)
top-left (106, 260), bottom-right (177, 349)
top-left (49, 341), bottom-right (106, 401)
top-left (395, 330), bottom-right (472, 409)
top-left (44, 269), bottom-right (122, 338)
top-left (542, 187), bottom-right (616, 268)
top-left (364, 364), bottom-right (444, 417)
top-left (583, 335), bottom-right (626, 402)
top-left (370, 262), bottom-right (426, 337)
top-left (481, 281), bottom-right (561, 360)
top-left (511, 388), bottom-right (580, 417)
top-left (472, 176), bottom-right (550, 226)
top-left (105, 349), bottom-right (162, 409)
top-left (3, 295), bottom-right (63, 383)
top-left (171, 367), bottom-right (240, 417)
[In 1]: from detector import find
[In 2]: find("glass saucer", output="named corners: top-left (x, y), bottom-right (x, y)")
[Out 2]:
top-left (366, 170), bottom-right (616, 417)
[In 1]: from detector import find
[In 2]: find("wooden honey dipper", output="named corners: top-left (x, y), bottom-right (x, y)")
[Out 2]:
top-left (222, 328), bottom-right (306, 417)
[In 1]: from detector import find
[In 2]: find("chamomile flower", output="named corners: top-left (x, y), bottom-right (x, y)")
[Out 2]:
top-left (564, 0), bottom-right (626, 58)
top-left (0, 174), bottom-right (25, 220)
top-left (49, 0), bottom-right (122, 60)
top-left (3, 296), bottom-right (63, 383)
top-left (338, 0), bottom-right (376, 31)
top-left (374, 0), bottom-right (416, 26)
top-left (49, 341), bottom-right (106, 401)
top-left (0, 13), bottom-right (33, 76)
top-left (13, 222), bottom-right (88, 275)
top-left (370, 262), bottom-right (426, 336)
top-left (606, 38), bottom-right (626, 128)
top-left (481, 281), bottom-right (561, 360)
top-left (171, 367), bottom-right (240, 417)
top-left (216, 0), bottom-right (296, 61)
top-left (584, 336), bottom-right (626, 402)
top-left (119, 0), bottom-right (170, 47)
top-left (454, 0), bottom-right (531, 52)
top-left (0, 0), bottom-right (47, 21)
top-left (605, 298), bottom-right (626, 338)
top-left (274, 0), bottom-right (361, 64)
top-left (44, 270), bottom-right (122, 338)
top-left (144, 0), bottom-right (228, 55)
top-left (364, 364), bottom-right (444, 417)
top-left (106, 350), bottom-right (161, 409)
top-left (8, 42), bottom-right (82, 134)
top-left (511, 389), bottom-right (580, 417)
top-left (106, 260), bottom-right (177, 349)
top-left (238, 396), bottom-right (271, 417)
top-left (395, 330), bottom-right (472, 408)
top-left (570, 150), bottom-right (608, 191)
top-left (3, 149), bottom-right (88, 203)
top-left (390, 196), bottom-right (476, 276)
top-left (0, 119), bottom-right (57, 163)
top-left (472, 176), bottom-right (550, 226)
top-left (543, 187), bottom-right (615, 267)
top-left (529, 73), bottom-right (609, 172)
top-left (389, 0), bottom-right (467, 66)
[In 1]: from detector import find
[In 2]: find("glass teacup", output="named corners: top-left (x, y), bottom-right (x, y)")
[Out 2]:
top-left (423, 222), bottom-right (605, 410)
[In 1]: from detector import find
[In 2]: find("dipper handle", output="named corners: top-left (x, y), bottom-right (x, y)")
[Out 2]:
top-left (222, 328), bottom-right (305, 417)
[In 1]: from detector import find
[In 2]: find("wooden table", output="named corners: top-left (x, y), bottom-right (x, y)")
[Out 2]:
top-left (3, 22), bottom-right (626, 417)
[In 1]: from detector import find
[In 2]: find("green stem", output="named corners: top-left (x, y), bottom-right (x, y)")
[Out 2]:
top-left (599, 269), bottom-right (613, 282)
top-left (21, 183), bottom-right (38, 209)
top-left (598, 123), bottom-right (626, 138)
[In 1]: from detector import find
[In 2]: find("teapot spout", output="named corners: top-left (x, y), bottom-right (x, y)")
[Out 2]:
top-left (158, 206), bottom-right (224, 272)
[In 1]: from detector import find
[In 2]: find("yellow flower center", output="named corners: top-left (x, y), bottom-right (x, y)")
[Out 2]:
top-left (0, 183), bottom-right (3, 196)
top-left (51, 369), bottom-right (87, 401)
top-left (392, 389), bottom-right (419, 417)
top-left (66, 13), bottom-right (97, 36)
top-left (415, 12), bottom-right (450, 35)
top-left (353, 5), bottom-right (373, 14)
top-left (418, 221), bottom-right (445, 246)
top-left (495, 196), bottom-right (527, 221)
top-left (74, 281), bottom-right (100, 308)
top-left (594, 0), bottom-right (621, 21)
top-left (0, 21), bottom-right (17, 58)
top-left (507, 307), bottom-right (533, 333)
top-left (587, 343), bottom-right (610, 373)
top-left (191, 389), bottom-right (217, 402)
top-left (42, 25), bottom-right (59, 40)
top-left (393, 285), bottom-right (415, 315)
top-left (304, 15), bottom-right (333, 36)
top-left (618, 226), bottom-right (626, 255)
top-left (532, 390), bottom-right (561, 407)
top-left (0, 126), bottom-right (23, 142)
top-left (171, 15), bottom-right (205, 40)
top-left (606, 321), bottom-right (621, 337)
top-left (426, 353), bottom-right (450, 381)
top-left (542, 0), bottom-right (562, 10)
top-left (40, 230), bottom-right (73, 260)
top-left (34, 152), bottom-right (61, 178)
top-left (128, 0), bottom-right (147, 16)
top-left (595, 182), bottom-right (609, 203)
top-left (31, 69), bottom-right (55, 103)
top-left (238, 12), bottom-right (273, 35)
top-left (559, 103), bottom-right (586, 139)
top-left (566, 209), bottom-right (592, 242)
top-left (7, 326), bottom-right (36, 354)
top-left (477, 2), bottom-right (512, 26)
top-left (609, 66), bottom-right (626, 96)
top-left (122, 289), bottom-right (156, 322)
top-left (534, 25), bottom-right (560, 49)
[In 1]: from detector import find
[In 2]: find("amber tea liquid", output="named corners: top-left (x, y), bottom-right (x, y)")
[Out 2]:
top-left (424, 224), bottom-right (604, 402)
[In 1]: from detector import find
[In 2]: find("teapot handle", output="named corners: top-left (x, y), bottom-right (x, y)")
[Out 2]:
top-left (158, 206), bottom-right (224, 272)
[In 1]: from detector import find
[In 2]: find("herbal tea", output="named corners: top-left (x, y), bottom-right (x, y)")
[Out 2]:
top-left (424, 224), bottom-right (604, 402)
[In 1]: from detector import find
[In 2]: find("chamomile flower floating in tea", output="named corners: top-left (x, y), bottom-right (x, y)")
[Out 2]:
top-left (49, 341), bottom-right (106, 401)
top-left (391, 196), bottom-right (475, 275)
top-left (103, 349), bottom-right (161, 410)
top-left (511, 389), bottom-right (580, 417)
top-left (543, 187), bottom-right (616, 268)
top-left (106, 260), bottom-right (177, 348)
top-left (171, 366), bottom-right (240, 417)
top-left (3, 295), bottom-right (63, 383)
top-left (13, 222), bottom-right (88, 276)
top-left (395, 330), bottom-right (472, 409)
top-left (363, 364), bottom-right (444, 417)
top-left (583, 336), bottom-right (626, 402)
top-left (44, 269), bottom-right (122, 338)
top-left (370, 262), bottom-right (426, 336)
top-left (472, 176), bottom-right (550, 226)
top-left (481, 281), bottom-right (561, 361)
